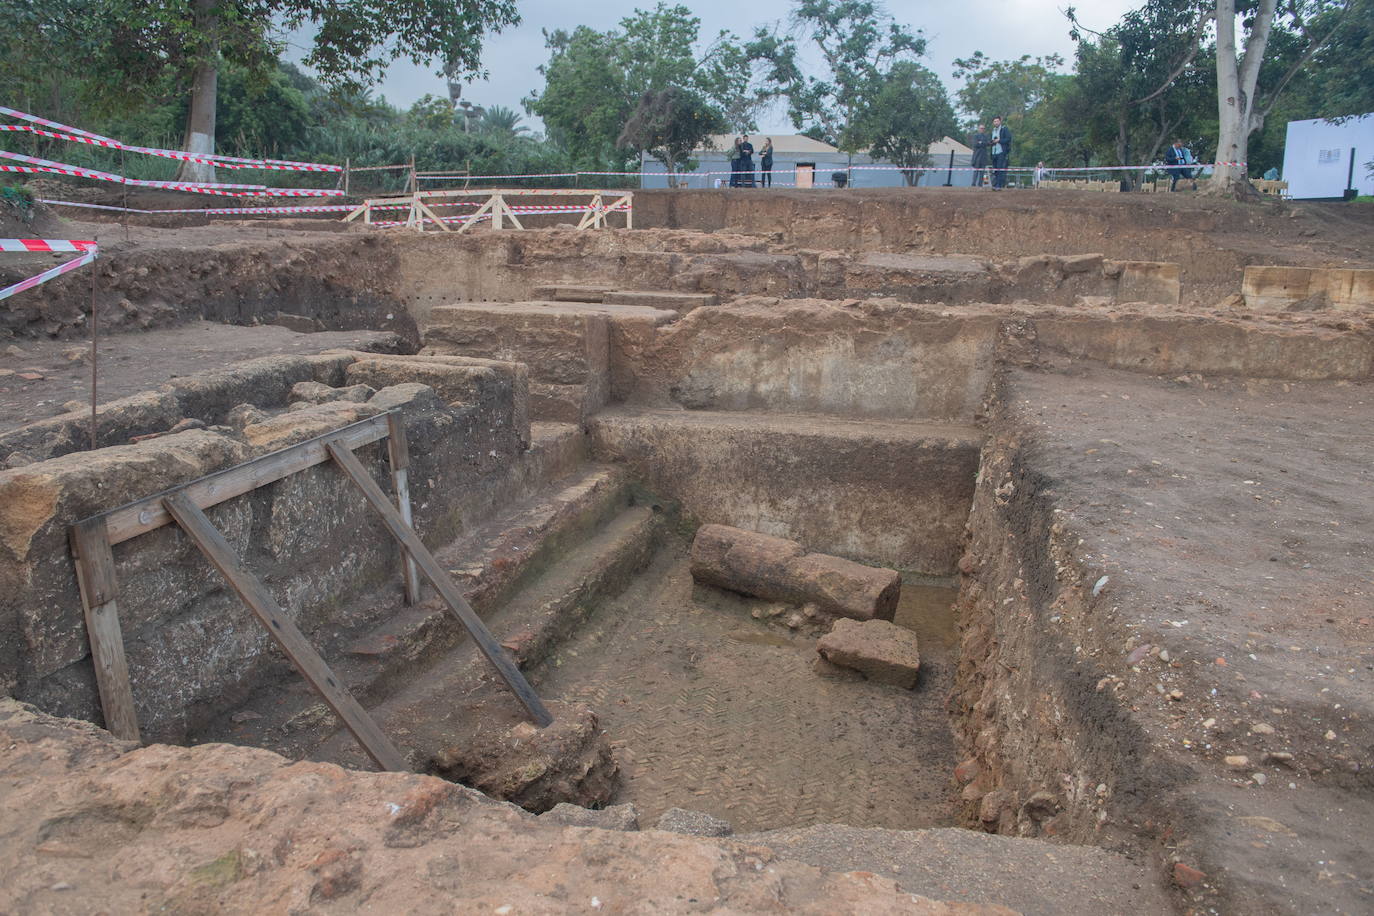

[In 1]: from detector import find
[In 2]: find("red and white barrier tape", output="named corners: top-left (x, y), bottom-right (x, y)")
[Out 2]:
top-left (0, 237), bottom-right (97, 301)
top-left (0, 149), bottom-right (343, 197)
top-left (0, 106), bottom-right (342, 172)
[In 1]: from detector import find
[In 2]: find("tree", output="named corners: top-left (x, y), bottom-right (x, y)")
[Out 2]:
top-left (1210, 0), bottom-right (1353, 193)
top-left (749, 1), bottom-right (927, 153)
top-left (1, 0), bottom-right (520, 181)
top-left (526, 4), bottom-right (753, 170)
top-left (951, 52), bottom-right (1065, 131)
top-left (1065, 1), bottom-right (1214, 183)
top-left (617, 87), bottom-right (726, 180)
top-left (478, 105), bottom-right (528, 137)
top-left (852, 61), bottom-right (958, 185)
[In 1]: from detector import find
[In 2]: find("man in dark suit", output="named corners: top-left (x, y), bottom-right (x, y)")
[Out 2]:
top-left (970, 123), bottom-right (990, 187)
top-left (989, 116), bottom-right (1012, 190)
top-left (1164, 139), bottom-right (1197, 191)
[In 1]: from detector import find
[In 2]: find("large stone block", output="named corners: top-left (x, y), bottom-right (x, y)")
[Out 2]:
top-left (690, 524), bottom-right (900, 621)
top-left (816, 618), bottom-right (922, 688)
top-left (1242, 265), bottom-right (1374, 311)
top-left (1112, 261), bottom-right (1181, 304)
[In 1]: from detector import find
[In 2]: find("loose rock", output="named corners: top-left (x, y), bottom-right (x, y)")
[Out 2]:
top-left (816, 618), bottom-right (921, 688)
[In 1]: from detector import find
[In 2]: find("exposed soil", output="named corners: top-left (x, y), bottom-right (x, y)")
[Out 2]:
top-left (532, 539), bottom-right (961, 833)
top-left (0, 322), bottom-right (405, 436)
top-left (983, 363), bottom-right (1374, 913)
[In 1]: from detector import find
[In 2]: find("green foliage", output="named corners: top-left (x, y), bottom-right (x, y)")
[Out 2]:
top-left (951, 52), bottom-right (1065, 131)
top-left (851, 61), bottom-right (958, 184)
top-left (616, 87), bottom-right (726, 176)
top-left (525, 4), bottom-right (753, 171)
top-left (749, 0), bottom-right (927, 152)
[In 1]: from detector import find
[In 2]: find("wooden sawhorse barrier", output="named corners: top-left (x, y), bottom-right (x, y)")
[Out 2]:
top-left (69, 411), bottom-right (551, 769)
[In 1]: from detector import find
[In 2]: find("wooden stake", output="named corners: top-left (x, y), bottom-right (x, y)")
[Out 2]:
top-left (163, 492), bottom-right (408, 772)
top-left (386, 413), bottom-right (421, 604)
top-left (69, 517), bottom-right (140, 741)
top-left (326, 441), bottom-right (553, 727)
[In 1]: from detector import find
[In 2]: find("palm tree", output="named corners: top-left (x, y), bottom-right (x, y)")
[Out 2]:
top-left (478, 105), bottom-right (528, 137)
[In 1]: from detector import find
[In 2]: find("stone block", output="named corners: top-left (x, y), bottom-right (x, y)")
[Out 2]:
top-left (603, 290), bottom-right (718, 314)
top-left (689, 524), bottom-right (900, 621)
top-left (1113, 261), bottom-right (1180, 304)
top-left (1242, 266), bottom-right (1374, 312)
top-left (816, 618), bottom-right (922, 688)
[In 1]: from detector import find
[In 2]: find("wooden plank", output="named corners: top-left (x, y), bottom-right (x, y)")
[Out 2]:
top-left (98, 413), bottom-right (391, 546)
top-left (492, 194), bottom-right (504, 230)
top-left (499, 195), bottom-right (524, 231)
top-left (342, 201), bottom-right (367, 223)
top-left (326, 441), bottom-right (553, 727)
top-left (386, 413), bottom-right (421, 604)
top-left (456, 195), bottom-right (497, 234)
top-left (162, 492), bottom-right (409, 772)
top-left (576, 193), bottom-right (600, 231)
top-left (415, 199), bottom-right (452, 233)
top-left (69, 517), bottom-right (141, 742)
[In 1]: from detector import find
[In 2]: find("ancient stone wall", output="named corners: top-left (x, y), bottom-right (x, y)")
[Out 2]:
top-left (0, 352), bottom-right (533, 741)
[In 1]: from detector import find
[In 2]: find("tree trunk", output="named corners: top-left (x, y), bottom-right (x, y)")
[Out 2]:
top-left (177, 0), bottom-right (219, 184)
top-left (1209, 0), bottom-right (1276, 195)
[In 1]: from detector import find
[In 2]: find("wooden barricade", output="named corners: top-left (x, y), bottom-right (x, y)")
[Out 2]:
top-left (342, 188), bottom-right (634, 232)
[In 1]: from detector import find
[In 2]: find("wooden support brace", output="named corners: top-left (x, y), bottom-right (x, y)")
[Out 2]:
top-left (492, 194), bottom-right (504, 230)
top-left (69, 517), bottom-right (140, 741)
top-left (457, 195), bottom-right (497, 233)
top-left (414, 198), bottom-right (452, 233)
top-left (386, 413), bottom-right (422, 604)
top-left (326, 441), bottom-right (554, 727)
top-left (162, 492), bottom-right (409, 772)
top-left (499, 196), bottom-right (524, 231)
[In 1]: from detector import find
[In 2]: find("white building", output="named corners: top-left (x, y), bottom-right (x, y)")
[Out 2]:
top-left (638, 134), bottom-right (977, 189)
top-left (1281, 114), bottom-right (1374, 200)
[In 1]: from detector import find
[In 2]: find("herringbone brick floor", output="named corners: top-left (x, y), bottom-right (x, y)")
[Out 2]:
top-left (531, 541), bottom-right (959, 833)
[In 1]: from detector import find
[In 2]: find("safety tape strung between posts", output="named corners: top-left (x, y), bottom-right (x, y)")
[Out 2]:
top-left (0, 238), bottom-right (98, 301)
top-left (0, 106), bottom-right (342, 172)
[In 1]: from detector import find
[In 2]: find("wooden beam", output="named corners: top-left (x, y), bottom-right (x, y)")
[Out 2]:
top-left (499, 195), bottom-right (524, 231)
top-left (96, 414), bottom-right (391, 546)
top-left (456, 195), bottom-right (497, 233)
top-left (414, 198), bottom-right (451, 233)
top-left (162, 492), bottom-right (409, 772)
top-left (69, 517), bottom-right (141, 742)
top-left (326, 441), bottom-right (553, 727)
top-left (386, 413), bottom-right (422, 604)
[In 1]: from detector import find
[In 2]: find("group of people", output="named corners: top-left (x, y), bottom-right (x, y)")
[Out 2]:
top-left (970, 120), bottom-right (1201, 192)
top-left (728, 136), bottom-right (774, 187)
top-left (969, 117), bottom-right (1013, 189)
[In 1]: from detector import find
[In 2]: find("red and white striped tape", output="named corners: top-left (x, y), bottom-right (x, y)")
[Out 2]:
top-left (0, 149), bottom-right (343, 197)
top-left (0, 106), bottom-right (342, 172)
top-left (0, 238), bottom-right (98, 301)
top-left (0, 237), bottom-right (98, 252)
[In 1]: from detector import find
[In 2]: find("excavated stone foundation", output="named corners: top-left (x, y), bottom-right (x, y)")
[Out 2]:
top-left (2, 188), bottom-right (1372, 914)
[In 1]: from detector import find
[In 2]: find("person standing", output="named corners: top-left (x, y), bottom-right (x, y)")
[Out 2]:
top-left (970, 123), bottom-right (990, 188)
top-left (738, 136), bottom-right (755, 187)
top-left (1034, 161), bottom-right (1049, 186)
top-left (1164, 139), bottom-right (1197, 191)
top-left (759, 137), bottom-right (774, 187)
top-left (989, 117), bottom-right (1012, 190)
top-left (728, 136), bottom-right (743, 187)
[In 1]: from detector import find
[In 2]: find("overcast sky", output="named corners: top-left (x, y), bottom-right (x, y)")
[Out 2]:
top-left (285, 1), bottom-right (1139, 133)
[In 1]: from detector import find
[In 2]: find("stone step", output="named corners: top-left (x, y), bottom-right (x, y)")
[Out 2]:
top-left (589, 407), bottom-right (983, 575)
top-left (602, 290), bottom-right (719, 314)
top-left (531, 282), bottom-right (618, 302)
top-left (191, 459), bottom-right (630, 755)
top-left (744, 824), bottom-right (1172, 916)
top-left (316, 503), bottom-right (665, 767)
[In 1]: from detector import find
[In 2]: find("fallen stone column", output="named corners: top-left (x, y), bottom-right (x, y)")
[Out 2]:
top-left (689, 524), bottom-right (900, 621)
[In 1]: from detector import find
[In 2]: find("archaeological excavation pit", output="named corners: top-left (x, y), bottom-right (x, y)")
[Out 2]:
top-left (2, 189), bottom-right (1372, 915)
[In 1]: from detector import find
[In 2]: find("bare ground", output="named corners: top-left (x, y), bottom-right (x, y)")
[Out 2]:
top-left (532, 540), bottom-right (961, 833)
top-left (1003, 363), bottom-right (1373, 913)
